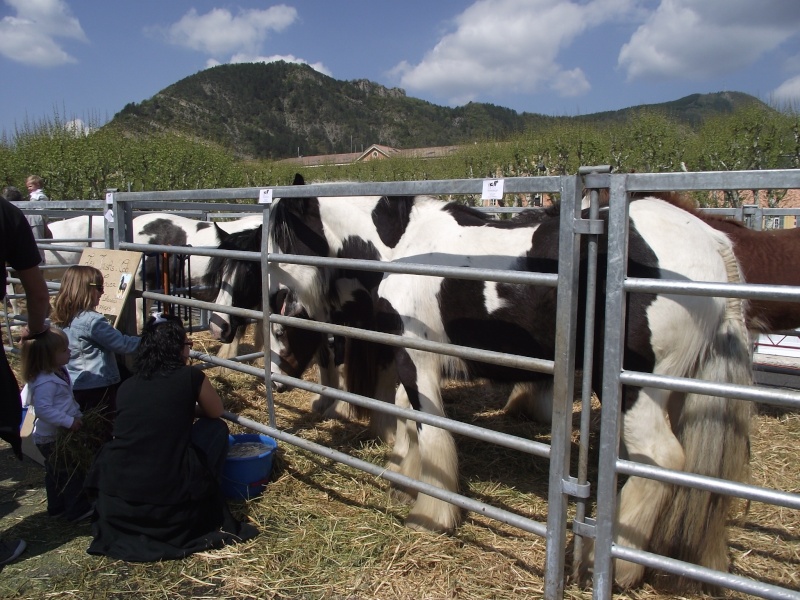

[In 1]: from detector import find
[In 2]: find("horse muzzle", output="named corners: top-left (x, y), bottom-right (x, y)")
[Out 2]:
top-left (209, 313), bottom-right (236, 343)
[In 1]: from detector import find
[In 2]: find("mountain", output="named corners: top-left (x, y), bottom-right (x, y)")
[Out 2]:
top-left (107, 61), bottom-right (767, 160)
top-left (571, 90), bottom-right (763, 128)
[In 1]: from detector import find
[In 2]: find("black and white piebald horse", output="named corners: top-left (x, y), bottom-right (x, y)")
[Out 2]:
top-left (247, 184), bottom-right (751, 589)
top-left (42, 215), bottom-right (105, 265)
top-left (204, 175), bottom-right (417, 441)
top-left (203, 248), bottom-right (345, 415)
top-left (374, 196), bottom-right (751, 588)
top-left (132, 212), bottom-right (263, 356)
top-left (133, 212), bottom-right (263, 297)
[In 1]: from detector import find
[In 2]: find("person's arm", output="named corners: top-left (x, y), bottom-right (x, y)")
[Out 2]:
top-left (196, 376), bottom-right (224, 418)
top-left (17, 265), bottom-right (50, 339)
top-left (88, 315), bottom-right (140, 353)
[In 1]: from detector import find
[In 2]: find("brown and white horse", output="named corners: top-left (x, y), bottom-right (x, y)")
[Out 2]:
top-left (506, 191), bottom-right (800, 422)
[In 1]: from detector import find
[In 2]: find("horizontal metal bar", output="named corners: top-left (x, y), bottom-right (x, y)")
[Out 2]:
top-left (6, 278), bottom-right (62, 291)
top-left (626, 276), bottom-right (800, 302)
top-left (189, 350), bottom-right (265, 378)
top-left (119, 241), bottom-right (256, 261)
top-left (178, 244), bottom-right (561, 288)
top-left (129, 202), bottom-right (266, 212)
top-left (33, 243), bottom-right (91, 253)
top-left (270, 372), bottom-right (552, 460)
top-left (224, 411), bottom-right (549, 538)
top-left (620, 369), bottom-right (800, 409)
top-left (35, 237), bottom-right (104, 243)
top-left (611, 544), bottom-right (800, 600)
top-left (140, 291), bottom-right (262, 322)
top-left (616, 459), bottom-right (800, 510)
top-left (272, 253), bottom-right (560, 287)
top-left (114, 177), bottom-right (565, 204)
top-left (12, 200), bottom-right (104, 210)
top-left (271, 313), bottom-right (556, 375)
top-left (188, 344), bottom-right (552, 462)
top-left (624, 169), bottom-right (800, 192)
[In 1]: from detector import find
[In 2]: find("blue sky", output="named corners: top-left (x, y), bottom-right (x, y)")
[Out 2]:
top-left (2, 0), bottom-right (800, 135)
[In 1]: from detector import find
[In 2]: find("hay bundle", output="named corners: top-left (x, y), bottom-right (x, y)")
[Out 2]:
top-left (49, 406), bottom-right (112, 480)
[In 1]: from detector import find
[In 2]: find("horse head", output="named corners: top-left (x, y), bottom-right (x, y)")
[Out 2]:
top-left (205, 224), bottom-right (263, 343)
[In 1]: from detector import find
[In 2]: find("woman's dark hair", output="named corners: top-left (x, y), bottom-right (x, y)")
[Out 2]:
top-left (135, 313), bottom-right (187, 379)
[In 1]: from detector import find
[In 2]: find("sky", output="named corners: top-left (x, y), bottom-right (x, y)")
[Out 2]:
top-left (2, 0), bottom-right (800, 135)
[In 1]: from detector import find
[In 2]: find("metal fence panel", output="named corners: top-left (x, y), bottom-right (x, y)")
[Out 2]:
top-left (73, 169), bottom-right (800, 599)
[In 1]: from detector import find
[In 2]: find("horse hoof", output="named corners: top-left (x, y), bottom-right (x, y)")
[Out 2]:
top-left (389, 485), bottom-right (416, 505)
top-left (613, 559), bottom-right (645, 589)
top-left (404, 513), bottom-right (455, 535)
top-left (310, 395), bottom-right (334, 413)
top-left (322, 401), bottom-right (358, 422)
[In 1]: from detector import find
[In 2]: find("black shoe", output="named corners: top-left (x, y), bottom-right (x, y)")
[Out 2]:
top-left (0, 539), bottom-right (26, 565)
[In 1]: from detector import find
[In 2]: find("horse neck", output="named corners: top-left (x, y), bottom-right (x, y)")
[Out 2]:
top-left (317, 195), bottom-right (390, 252)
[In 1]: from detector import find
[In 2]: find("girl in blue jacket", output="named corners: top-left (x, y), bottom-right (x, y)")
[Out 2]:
top-left (51, 266), bottom-right (139, 439)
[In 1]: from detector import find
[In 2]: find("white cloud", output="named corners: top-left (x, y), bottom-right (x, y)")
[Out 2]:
top-left (773, 75), bottom-right (800, 105)
top-left (550, 68), bottom-right (591, 98)
top-left (619, 0), bottom-right (800, 81)
top-left (0, 0), bottom-right (87, 67)
top-left (165, 5), bottom-right (297, 57)
top-left (207, 53), bottom-right (332, 77)
top-left (65, 117), bottom-right (91, 136)
top-left (391, 0), bottom-right (635, 106)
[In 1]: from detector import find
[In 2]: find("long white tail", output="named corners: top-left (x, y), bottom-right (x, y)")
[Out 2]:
top-left (648, 234), bottom-right (752, 591)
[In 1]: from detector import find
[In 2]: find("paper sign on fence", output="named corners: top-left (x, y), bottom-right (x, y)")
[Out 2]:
top-left (78, 248), bottom-right (142, 327)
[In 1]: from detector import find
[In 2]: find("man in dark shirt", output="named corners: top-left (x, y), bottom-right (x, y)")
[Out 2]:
top-left (0, 196), bottom-right (50, 567)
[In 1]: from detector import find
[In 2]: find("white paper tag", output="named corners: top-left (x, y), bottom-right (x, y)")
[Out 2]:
top-left (481, 178), bottom-right (504, 200)
top-left (258, 188), bottom-right (273, 204)
top-left (104, 208), bottom-right (114, 223)
top-left (105, 192), bottom-right (114, 206)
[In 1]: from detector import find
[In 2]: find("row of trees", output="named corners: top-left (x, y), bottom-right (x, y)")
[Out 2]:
top-left (2, 115), bottom-right (244, 200)
top-left (2, 105), bottom-right (798, 205)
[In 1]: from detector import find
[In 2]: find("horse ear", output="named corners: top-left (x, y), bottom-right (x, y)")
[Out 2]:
top-left (293, 173), bottom-right (305, 186)
top-left (214, 222), bottom-right (230, 242)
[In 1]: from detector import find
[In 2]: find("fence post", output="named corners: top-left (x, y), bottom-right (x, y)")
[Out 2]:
top-left (260, 198), bottom-right (277, 429)
top-left (105, 189), bottom-right (117, 250)
top-left (592, 174), bottom-right (630, 599)
top-left (544, 174), bottom-right (582, 599)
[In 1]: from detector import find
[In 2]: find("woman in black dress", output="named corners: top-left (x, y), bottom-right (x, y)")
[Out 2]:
top-left (86, 313), bottom-right (257, 561)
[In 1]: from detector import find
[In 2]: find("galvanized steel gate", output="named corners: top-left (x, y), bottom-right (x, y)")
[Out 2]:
top-left (106, 169), bottom-right (800, 600)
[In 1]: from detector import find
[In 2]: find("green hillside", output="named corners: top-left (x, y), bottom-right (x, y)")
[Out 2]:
top-left (108, 62), bottom-right (769, 160)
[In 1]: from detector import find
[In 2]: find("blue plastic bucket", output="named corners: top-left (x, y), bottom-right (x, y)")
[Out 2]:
top-left (221, 433), bottom-right (277, 500)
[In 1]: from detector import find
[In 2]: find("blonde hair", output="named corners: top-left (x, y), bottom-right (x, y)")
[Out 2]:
top-left (26, 175), bottom-right (44, 189)
top-left (21, 327), bottom-right (69, 383)
top-left (51, 265), bottom-right (104, 327)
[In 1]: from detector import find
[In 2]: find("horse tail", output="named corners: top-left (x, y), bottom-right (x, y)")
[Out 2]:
top-left (649, 231), bottom-right (752, 590)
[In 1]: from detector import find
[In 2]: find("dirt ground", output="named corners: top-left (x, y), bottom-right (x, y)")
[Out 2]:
top-left (0, 445), bottom-right (95, 590)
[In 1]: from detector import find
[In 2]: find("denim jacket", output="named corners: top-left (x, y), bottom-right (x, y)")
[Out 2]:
top-left (63, 310), bottom-right (140, 390)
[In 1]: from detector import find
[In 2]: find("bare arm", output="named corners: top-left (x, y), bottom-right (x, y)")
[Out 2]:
top-left (17, 265), bottom-right (50, 338)
top-left (196, 376), bottom-right (224, 419)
